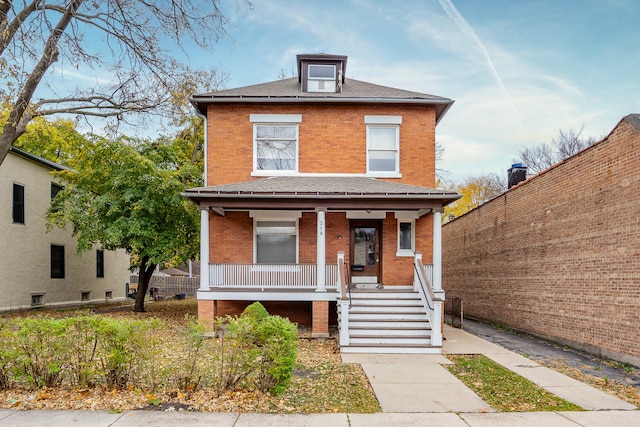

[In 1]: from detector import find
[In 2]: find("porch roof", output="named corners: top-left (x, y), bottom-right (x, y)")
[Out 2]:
top-left (183, 176), bottom-right (460, 212)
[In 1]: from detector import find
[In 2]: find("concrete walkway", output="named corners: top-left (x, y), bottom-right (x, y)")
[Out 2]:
top-left (343, 325), bottom-right (636, 413)
top-left (0, 324), bottom-right (637, 426)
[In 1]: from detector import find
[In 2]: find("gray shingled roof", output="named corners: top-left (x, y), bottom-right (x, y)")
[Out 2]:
top-left (191, 77), bottom-right (454, 122)
top-left (194, 77), bottom-right (450, 101)
top-left (185, 176), bottom-right (459, 200)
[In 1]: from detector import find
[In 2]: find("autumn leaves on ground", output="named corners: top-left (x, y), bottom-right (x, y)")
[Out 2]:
top-left (0, 300), bottom-right (380, 413)
top-left (1, 299), bottom-right (637, 413)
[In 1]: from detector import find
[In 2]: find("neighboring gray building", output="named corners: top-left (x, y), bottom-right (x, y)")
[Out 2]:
top-left (1, 147), bottom-right (130, 311)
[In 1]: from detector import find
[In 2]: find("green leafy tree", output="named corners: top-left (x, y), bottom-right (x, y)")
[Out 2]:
top-left (47, 136), bottom-right (199, 312)
top-left (12, 115), bottom-right (88, 165)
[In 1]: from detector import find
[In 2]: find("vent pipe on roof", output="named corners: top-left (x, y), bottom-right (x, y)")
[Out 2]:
top-left (507, 163), bottom-right (527, 189)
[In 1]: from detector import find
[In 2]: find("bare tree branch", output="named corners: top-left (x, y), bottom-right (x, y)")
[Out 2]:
top-left (515, 125), bottom-right (597, 175)
top-left (0, 0), bottom-right (248, 165)
top-left (2, 0), bottom-right (84, 154)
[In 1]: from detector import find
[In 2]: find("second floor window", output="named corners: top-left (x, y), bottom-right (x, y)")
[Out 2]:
top-left (12, 183), bottom-right (25, 224)
top-left (365, 115), bottom-right (402, 176)
top-left (51, 182), bottom-right (63, 199)
top-left (251, 114), bottom-right (302, 174)
top-left (255, 124), bottom-right (298, 171)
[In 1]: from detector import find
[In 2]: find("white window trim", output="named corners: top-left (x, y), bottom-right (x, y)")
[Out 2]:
top-left (253, 217), bottom-right (299, 264)
top-left (365, 116), bottom-right (402, 178)
top-left (250, 114), bottom-right (302, 123)
top-left (365, 115), bottom-right (402, 125)
top-left (308, 64), bottom-right (336, 80)
top-left (251, 114), bottom-right (302, 174)
top-left (366, 125), bottom-right (401, 177)
top-left (396, 219), bottom-right (416, 257)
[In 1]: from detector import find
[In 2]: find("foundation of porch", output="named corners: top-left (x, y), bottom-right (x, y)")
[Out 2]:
top-left (198, 299), bottom-right (334, 336)
top-left (312, 301), bottom-right (330, 338)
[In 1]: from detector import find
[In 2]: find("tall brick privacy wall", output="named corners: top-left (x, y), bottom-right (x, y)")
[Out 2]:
top-left (442, 115), bottom-right (640, 366)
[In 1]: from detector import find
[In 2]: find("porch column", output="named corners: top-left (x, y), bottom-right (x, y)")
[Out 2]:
top-left (432, 208), bottom-right (443, 291)
top-left (199, 209), bottom-right (210, 291)
top-left (316, 208), bottom-right (326, 292)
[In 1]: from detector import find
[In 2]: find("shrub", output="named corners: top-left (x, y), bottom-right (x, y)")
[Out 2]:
top-left (0, 320), bottom-right (15, 389)
top-left (94, 317), bottom-right (161, 389)
top-left (173, 315), bottom-right (208, 392)
top-left (223, 302), bottom-right (298, 395)
top-left (61, 315), bottom-right (102, 388)
top-left (252, 314), bottom-right (298, 395)
top-left (12, 317), bottom-right (68, 388)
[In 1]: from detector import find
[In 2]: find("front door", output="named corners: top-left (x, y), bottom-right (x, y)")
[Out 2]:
top-left (350, 221), bottom-right (381, 284)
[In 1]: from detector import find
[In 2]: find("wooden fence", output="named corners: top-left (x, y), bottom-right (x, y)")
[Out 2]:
top-left (129, 275), bottom-right (199, 299)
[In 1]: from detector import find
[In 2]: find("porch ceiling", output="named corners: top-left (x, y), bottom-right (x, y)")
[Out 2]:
top-left (183, 176), bottom-right (460, 212)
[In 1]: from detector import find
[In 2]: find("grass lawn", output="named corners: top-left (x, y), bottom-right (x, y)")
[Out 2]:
top-left (446, 354), bottom-right (583, 412)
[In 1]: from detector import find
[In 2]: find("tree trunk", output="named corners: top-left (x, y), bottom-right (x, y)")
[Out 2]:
top-left (134, 256), bottom-right (156, 313)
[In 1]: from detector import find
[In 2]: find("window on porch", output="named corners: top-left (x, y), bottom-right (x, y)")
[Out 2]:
top-left (255, 220), bottom-right (298, 263)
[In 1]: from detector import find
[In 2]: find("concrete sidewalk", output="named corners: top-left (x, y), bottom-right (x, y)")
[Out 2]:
top-left (2, 409), bottom-right (640, 426)
top-left (0, 324), bottom-right (636, 426)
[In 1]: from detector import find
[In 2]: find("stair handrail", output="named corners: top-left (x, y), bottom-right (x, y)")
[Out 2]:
top-left (337, 252), bottom-right (351, 302)
top-left (413, 253), bottom-right (443, 325)
top-left (337, 251), bottom-right (350, 346)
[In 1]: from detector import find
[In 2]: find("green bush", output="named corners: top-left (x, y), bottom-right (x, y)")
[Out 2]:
top-left (241, 301), bottom-right (269, 321)
top-left (0, 320), bottom-right (15, 389)
top-left (0, 304), bottom-right (297, 395)
top-left (223, 302), bottom-right (298, 395)
top-left (12, 317), bottom-right (68, 388)
top-left (173, 315), bottom-right (208, 392)
top-left (61, 315), bottom-right (102, 388)
top-left (94, 317), bottom-right (161, 389)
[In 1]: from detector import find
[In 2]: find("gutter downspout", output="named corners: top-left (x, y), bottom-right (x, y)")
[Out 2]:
top-left (193, 107), bottom-right (209, 293)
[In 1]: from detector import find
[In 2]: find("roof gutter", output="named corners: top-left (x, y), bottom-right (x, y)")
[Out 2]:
top-left (189, 96), bottom-right (454, 122)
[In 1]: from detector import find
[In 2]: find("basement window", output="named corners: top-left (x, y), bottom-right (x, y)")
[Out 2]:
top-left (31, 293), bottom-right (44, 306)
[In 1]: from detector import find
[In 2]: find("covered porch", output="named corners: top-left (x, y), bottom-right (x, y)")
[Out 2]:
top-left (183, 176), bottom-right (459, 348)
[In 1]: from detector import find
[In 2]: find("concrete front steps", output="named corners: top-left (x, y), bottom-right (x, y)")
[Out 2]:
top-left (338, 286), bottom-right (441, 354)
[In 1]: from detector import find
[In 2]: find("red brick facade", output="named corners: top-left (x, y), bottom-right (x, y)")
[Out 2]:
top-left (442, 116), bottom-right (640, 366)
top-left (205, 104), bottom-right (436, 187)
top-left (193, 69), bottom-right (448, 335)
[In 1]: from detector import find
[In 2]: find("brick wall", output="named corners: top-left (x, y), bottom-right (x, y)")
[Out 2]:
top-left (200, 102), bottom-right (440, 333)
top-left (442, 116), bottom-right (640, 366)
top-left (205, 103), bottom-right (436, 187)
top-left (198, 299), bottom-right (338, 331)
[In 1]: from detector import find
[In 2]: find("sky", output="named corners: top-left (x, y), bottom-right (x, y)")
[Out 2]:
top-left (178, 0), bottom-right (637, 184)
top-left (42, 0), bottom-right (638, 184)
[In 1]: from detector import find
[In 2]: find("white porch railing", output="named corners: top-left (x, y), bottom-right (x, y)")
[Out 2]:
top-left (413, 253), bottom-right (443, 346)
top-left (209, 263), bottom-right (338, 290)
top-left (336, 252), bottom-right (350, 346)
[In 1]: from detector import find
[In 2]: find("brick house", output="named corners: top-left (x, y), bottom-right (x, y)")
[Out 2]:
top-left (184, 54), bottom-right (459, 353)
top-left (442, 114), bottom-right (640, 366)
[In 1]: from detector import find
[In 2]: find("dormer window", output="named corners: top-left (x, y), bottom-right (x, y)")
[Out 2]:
top-left (309, 65), bottom-right (335, 80)
top-left (297, 53), bottom-right (347, 94)
top-left (307, 64), bottom-right (336, 92)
